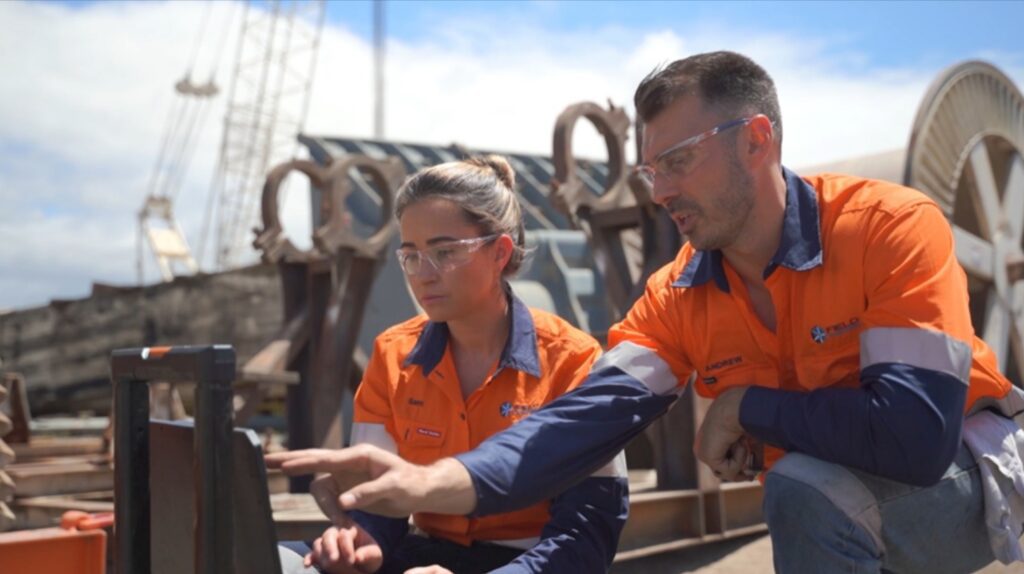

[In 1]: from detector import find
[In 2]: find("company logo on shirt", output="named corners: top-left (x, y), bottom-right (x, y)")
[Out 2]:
top-left (500, 402), bottom-right (538, 418)
top-left (810, 317), bottom-right (860, 345)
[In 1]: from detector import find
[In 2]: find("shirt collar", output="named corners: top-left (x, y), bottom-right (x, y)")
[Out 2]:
top-left (403, 287), bottom-right (542, 378)
top-left (672, 166), bottom-right (823, 292)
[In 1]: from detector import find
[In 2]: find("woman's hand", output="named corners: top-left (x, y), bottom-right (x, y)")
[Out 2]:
top-left (305, 524), bottom-right (384, 574)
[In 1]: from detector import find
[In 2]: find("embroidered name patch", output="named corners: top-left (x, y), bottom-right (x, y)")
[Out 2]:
top-left (416, 427), bottom-right (442, 438)
top-left (705, 355), bottom-right (743, 372)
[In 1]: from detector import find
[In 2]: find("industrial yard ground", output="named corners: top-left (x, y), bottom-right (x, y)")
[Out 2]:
top-left (610, 534), bottom-right (1024, 574)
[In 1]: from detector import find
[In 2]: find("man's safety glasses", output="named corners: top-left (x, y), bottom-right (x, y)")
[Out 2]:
top-left (635, 117), bottom-right (753, 186)
top-left (396, 234), bottom-right (499, 276)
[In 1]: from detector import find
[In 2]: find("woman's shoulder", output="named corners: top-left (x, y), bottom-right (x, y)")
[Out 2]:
top-left (373, 314), bottom-right (431, 351)
top-left (528, 307), bottom-right (600, 353)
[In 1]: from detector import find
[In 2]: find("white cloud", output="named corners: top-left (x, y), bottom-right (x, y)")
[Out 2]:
top-left (1, 0), bottom-right (1023, 311)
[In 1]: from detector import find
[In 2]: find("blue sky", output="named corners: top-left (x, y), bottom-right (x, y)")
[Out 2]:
top-left (329, 1), bottom-right (1024, 70)
top-left (2, 0), bottom-right (1024, 311)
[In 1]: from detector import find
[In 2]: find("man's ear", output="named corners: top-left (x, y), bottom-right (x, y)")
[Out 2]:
top-left (746, 114), bottom-right (775, 158)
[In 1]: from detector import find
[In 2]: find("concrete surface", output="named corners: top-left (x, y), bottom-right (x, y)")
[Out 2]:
top-left (611, 533), bottom-right (1024, 573)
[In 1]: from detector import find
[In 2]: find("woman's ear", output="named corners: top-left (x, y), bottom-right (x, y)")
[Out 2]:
top-left (494, 234), bottom-right (515, 271)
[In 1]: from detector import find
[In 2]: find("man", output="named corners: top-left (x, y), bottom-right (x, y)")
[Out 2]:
top-left (269, 51), bottom-right (1024, 573)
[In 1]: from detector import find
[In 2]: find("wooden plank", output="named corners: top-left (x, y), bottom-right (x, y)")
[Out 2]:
top-left (10, 437), bottom-right (107, 461)
top-left (271, 492), bottom-right (331, 541)
top-left (12, 494), bottom-right (114, 530)
top-left (7, 460), bottom-right (112, 497)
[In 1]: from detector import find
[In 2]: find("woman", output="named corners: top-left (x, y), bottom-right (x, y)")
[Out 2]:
top-left (299, 155), bottom-right (628, 574)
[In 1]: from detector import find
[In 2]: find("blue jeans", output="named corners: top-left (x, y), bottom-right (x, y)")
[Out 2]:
top-left (763, 443), bottom-right (997, 573)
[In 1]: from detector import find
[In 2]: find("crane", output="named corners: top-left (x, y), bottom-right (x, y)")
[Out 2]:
top-left (199, 0), bottom-right (326, 272)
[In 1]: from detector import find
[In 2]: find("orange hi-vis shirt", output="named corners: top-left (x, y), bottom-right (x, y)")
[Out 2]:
top-left (608, 168), bottom-right (1019, 474)
top-left (352, 294), bottom-right (606, 546)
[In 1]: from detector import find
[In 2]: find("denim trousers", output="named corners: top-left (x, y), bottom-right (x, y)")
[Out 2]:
top-left (763, 443), bottom-right (997, 573)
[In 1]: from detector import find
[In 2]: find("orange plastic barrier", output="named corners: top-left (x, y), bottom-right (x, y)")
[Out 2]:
top-left (0, 511), bottom-right (111, 574)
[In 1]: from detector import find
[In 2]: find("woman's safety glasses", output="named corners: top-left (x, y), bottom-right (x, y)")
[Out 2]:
top-left (635, 117), bottom-right (753, 186)
top-left (396, 234), bottom-right (499, 276)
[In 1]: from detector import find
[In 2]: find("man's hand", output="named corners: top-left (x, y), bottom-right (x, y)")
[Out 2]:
top-left (695, 386), bottom-right (754, 481)
top-left (305, 524), bottom-right (384, 574)
top-left (264, 444), bottom-right (476, 517)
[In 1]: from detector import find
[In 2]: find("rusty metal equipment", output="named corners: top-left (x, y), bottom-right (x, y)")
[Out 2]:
top-left (249, 154), bottom-right (406, 480)
top-left (149, 420), bottom-right (281, 574)
top-left (110, 345), bottom-right (236, 574)
top-left (802, 60), bottom-right (1024, 388)
top-left (551, 101), bottom-right (681, 322)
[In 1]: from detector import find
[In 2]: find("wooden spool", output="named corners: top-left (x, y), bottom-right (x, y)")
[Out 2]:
top-left (907, 61), bottom-right (1024, 386)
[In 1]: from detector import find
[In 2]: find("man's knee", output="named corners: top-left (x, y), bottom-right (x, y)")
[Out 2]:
top-left (763, 453), bottom-right (884, 553)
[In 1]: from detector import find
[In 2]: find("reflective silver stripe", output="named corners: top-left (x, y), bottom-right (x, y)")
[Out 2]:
top-left (969, 385), bottom-right (1024, 419)
top-left (768, 453), bottom-right (885, 554)
top-left (591, 451), bottom-right (628, 479)
top-left (860, 327), bottom-right (971, 384)
top-left (594, 341), bottom-right (680, 395)
top-left (482, 536), bottom-right (541, 550)
top-left (350, 422), bottom-right (398, 454)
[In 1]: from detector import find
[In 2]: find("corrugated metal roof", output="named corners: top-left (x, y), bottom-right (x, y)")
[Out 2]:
top-left (299, 134), bottom-right (613, 233)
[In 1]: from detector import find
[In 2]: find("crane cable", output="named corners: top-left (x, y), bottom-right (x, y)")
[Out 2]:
top-left (139, 1), bottom-right (228, 283)
top-left (167, 1), bottom-right (240, 205)
top-left (197, 1), bottom-right (249, 268)
top-left (161, 0), bottom-right (216, 202)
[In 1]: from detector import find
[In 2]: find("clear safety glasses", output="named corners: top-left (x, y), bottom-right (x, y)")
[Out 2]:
top-left (395, 234), bottom-right (500, 275)
top-left (635, 117), bottom-right (753, 186)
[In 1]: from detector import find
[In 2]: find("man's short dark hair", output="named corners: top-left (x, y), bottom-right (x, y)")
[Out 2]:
top-left (634, 51), bottom-right (783, 145)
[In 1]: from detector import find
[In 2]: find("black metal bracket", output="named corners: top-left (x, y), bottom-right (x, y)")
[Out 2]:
top-left (110, 345), bottom-right (236, 574)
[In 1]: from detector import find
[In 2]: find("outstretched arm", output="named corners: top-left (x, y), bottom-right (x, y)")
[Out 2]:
top-left (266, 446), bottom-right (477, 517)
top-left (457, 357), bottom-right (678, 516)
top-left (490, 453), bottom-right (629, 574)
top-left (267, 363), bottom-right (676, 520)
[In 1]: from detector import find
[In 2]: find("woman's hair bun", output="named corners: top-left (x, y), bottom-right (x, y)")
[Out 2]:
top-left (471, 154), bottom-right (515, 190)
